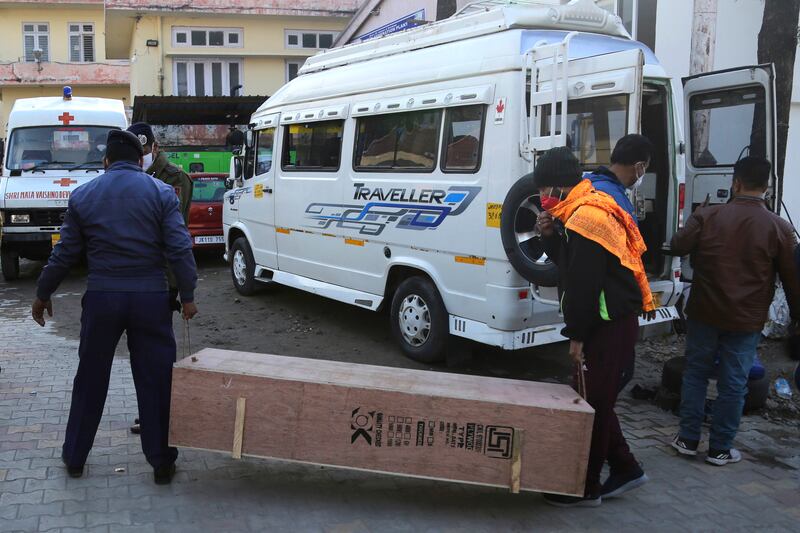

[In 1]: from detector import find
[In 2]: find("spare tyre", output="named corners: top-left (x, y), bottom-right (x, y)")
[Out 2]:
top-left (500, 173), bottom-right (559, 287)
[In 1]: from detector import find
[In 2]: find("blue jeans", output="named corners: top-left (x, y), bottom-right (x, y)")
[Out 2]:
top-left (678, 319), bottom-right (760, 451)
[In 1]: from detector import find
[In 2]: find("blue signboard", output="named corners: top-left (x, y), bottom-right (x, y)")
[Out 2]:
top-left (356, 9), bottom-right (427, 42)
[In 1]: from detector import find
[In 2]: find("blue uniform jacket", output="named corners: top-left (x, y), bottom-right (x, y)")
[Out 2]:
top-left (36, 161), bottom-right (197, 303)
top-left (588, 166), bottom-right (638, 225)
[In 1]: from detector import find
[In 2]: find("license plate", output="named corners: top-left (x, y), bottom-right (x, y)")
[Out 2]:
top-left (51, 233), bottom-right (60, 247)
top-left (194, 235), bottom-right (224, 244)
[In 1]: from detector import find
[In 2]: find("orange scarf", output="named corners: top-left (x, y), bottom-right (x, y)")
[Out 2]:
top-left (549, 179), bottom-right (655, 312)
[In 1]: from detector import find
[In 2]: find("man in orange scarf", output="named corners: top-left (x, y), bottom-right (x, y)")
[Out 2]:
top-left (534, 147), bottom-right (654, 507)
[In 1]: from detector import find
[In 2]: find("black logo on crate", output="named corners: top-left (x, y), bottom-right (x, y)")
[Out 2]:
top-left (351, 408), bottom-right (375, 445)
top-left (484, 426), bottom-right (514, 459)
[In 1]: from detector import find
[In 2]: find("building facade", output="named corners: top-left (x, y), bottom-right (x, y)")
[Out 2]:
top-left (0, 0), bottom-right (130, 137)
top-left (0, 0), bottom-right (360, 139)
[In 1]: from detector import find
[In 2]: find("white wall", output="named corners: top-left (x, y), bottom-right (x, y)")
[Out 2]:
top-left (353, 0), bottom-right (438, 41)
top-left (653, 0), bottom-right (800, 223)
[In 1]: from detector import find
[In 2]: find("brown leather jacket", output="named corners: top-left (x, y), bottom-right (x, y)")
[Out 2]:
top-left (671, 196), bottom-right (800, 332)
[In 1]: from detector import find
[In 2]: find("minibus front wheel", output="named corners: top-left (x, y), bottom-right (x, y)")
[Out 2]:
top-left (230, 237), bottom-right (258, 296)
top-left (390, 276), bottom-right (449, 364)
top-left (500, 173), bottom-right (559, 287)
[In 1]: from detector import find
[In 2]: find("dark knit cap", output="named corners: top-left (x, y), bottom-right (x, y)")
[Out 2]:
top-left (127, 122), bottom-right (155, 147)
top-left (532, 146), bottom-right (583, 188)
top-left (105, 130), bottom-right (144, 163)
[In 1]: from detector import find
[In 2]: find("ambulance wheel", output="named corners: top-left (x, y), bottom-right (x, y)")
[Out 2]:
top-left (390, 276), bottom-right (449, 364)
top-left (1, 250), bottom-right (20, 281)
top-left (230, 237), bottom-right (257, 296)
top-left (500, 173), bottom-right (559, 287)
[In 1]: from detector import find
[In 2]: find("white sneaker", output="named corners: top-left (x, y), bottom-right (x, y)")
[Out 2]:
top-left (705, 448), bottom-right (742, 466)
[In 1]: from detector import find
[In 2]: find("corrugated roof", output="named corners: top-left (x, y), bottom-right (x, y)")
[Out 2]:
top-left (132, 96), bottom-right (268, 125)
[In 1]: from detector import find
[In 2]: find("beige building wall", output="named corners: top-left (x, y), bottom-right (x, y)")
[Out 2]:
top-left (125, 14), bottom-right (349, 100)
top-left (0, 3), bottom-right (129, 137)
top-left (0, 5), bottom-right (108, 63)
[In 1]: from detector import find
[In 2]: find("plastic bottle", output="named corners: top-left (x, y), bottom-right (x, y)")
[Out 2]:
top-left (775, 377), bottom-right (793, 400)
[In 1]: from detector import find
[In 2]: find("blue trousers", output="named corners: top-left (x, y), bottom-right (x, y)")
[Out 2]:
top-left (62, 291), bottom-right (178, 469)
top-left (678, 319), bottom-right (760, 451)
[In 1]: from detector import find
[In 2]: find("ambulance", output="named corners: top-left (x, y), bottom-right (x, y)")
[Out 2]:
top-left (0, 87), bottom-right (128, 280)
top-left (223, 0), bottom-right (778, 362)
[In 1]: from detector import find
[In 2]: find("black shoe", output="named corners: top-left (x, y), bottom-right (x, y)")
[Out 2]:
top-left (154, 463), bottom-right (176, 485)
top-left (61, 453), bottom-right (84, 478)
top-left (706, 448), bottom-right (742, 466)
top-left (601, 466), bottom-right (649, 499)
top-left (671, 434), bottom-right (699, 457)
top-left (542, 492), bottom-right (601, 508)
top-left (130, 423), bottom-right (141, 435)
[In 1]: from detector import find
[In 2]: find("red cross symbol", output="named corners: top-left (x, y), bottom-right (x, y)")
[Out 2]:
top-left (58, 112), bottom-right (75, 125)
top-left (54, 178), bottom-right (77, 187)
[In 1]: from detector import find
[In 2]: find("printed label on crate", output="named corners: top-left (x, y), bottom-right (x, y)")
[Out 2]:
top-left (350, 407), bottom-right (514, 459)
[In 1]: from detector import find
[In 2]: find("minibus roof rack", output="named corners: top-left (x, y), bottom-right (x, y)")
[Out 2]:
top-left (301, 0), bottom-right (626, 75)
top-left (456, 1), bottom-right (568, 17)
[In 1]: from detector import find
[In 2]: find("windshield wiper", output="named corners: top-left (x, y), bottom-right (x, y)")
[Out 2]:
top-left (69, 161), bottom-right (103, 172)
top-left (24, 161), bottom-right (76, 173)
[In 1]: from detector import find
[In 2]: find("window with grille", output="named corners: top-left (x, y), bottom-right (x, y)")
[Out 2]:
top-left (172, 27), bottom-right (243, 48)
top-left (285, 30), bottom-right (337, 49)
top-left (174, 59), bottom-right (243, 96)
top-left (69, 23), bottom-right (95, 63)
top-left (22, 23), bottom-right (49, 62)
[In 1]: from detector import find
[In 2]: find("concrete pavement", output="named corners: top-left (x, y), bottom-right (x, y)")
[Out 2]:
top-left (2, 288), bottom-right (800, 532)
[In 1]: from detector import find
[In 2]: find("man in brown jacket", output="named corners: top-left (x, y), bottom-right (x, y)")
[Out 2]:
top-left (670, 157), bottom-right (800, 466)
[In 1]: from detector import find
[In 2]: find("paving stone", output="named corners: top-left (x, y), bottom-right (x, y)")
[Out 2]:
top-left (42, 487), bottom-right (86, 504)
top-left (0, 489), bottom-right (44, 506)
top-left (36, 511), bottom-right (87, 531)
top-left (16, 501), bottom-right (63, 519)
top-left (0, 516), bottom-right (40, 532)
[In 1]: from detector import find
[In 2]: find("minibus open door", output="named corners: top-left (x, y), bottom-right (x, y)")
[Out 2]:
top-left (679, 65), bottom-right (777, 282)
top-left (682, 64), bottom-right (777, 216)
top-left (504, 35), bottom-right (645, 300)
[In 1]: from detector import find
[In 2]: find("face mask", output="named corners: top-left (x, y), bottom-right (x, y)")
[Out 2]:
top-left (540, 188), bottom-right (563, 212)
top-left (142, 152), bottom-right (154, 169)
top-left (629, 162), bottom-right (647, 190)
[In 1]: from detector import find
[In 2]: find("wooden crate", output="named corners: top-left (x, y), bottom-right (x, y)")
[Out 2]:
top-left (170, 349), bottom-right (594, 496)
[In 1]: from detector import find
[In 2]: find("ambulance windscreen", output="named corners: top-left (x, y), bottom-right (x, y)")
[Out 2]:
top-left (6, 126), bottom-right (118, 171)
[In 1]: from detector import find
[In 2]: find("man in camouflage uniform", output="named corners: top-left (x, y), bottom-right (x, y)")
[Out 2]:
top-left (127, 123), bottom-right (193, 435)
top-left (128, 123), bottom-right (193, 224)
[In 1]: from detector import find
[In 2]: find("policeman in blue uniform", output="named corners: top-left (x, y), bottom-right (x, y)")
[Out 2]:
top-left (31, 130), bottom-right (198, 485)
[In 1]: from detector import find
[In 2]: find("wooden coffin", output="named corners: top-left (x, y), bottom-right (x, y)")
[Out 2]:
top-left (170, 348), bottom-right (594, 496)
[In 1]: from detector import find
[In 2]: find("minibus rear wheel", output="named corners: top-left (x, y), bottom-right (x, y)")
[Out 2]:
top-left (500, 173), bottom-right (559, 287)
top-left (230, 237), bottom-right (257, 296)
top-left (390, 276), bottom-right (449, 364)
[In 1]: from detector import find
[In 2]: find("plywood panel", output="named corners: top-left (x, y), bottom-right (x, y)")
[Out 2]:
top-left (170, 349), bottom-right (594, 496)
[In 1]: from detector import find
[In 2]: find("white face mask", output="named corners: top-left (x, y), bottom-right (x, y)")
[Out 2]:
top-left (142, 152), bottom-right (154, 169)
top-left (629, 161), bottom-right (648, 189)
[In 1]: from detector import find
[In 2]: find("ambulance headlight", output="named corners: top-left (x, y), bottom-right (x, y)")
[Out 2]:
top-left (11, 214), bottom-right (30, 224)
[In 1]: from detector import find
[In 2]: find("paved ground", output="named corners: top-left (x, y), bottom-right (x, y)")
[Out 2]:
top-left (2, 257), bottom-right (800, 532)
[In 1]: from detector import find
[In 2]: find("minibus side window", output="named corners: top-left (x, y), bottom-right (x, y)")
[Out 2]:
top-left (353, 109), bottom-right (442, 172)
top-left (254, 128), bottom-right (275, 177)
top-left (441, 105), bottom-right (486, 173)
top-left (281, 120), bottom-right (344, 172)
